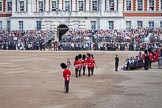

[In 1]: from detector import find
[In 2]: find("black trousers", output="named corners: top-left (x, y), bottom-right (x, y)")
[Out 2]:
top-left (88, 67), bottom-right (94, 77)
top-left (83, 67), bottom-right (86, 75)
top-left (144, 62), bottom-right (149, 70)
top-left (65, 80), bottom-right (69, 93)
top-left (115, 63), bottom-right (119, 71)
top-left (149, 61), bottom-right (152, 68)
top-left (75, 68), bottom-right (81, 77)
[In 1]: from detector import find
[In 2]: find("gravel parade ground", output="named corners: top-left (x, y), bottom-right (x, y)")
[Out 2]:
top-left (0, 50), bottom-right (162, 108)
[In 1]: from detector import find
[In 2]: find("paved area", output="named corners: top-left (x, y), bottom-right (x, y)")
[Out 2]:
top-left (0, 51), bottom-right (161, 108)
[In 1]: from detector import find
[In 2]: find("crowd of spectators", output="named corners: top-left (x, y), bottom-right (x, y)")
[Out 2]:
top-left (60, 28), bottom-right (162, 51)
top-left (0, 30), bottom-right (48, 50)
top-left (0, 28), bottom-right (162, 51)
top-left (122, 48), bottom-right (161, 71)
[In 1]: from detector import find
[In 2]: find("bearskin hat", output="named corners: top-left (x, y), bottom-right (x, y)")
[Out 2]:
top-left (60, 63), bottom-right (67, 69)
top-left (82, 54), bottom-right (86, 60)
top-left (78, 54), bottom-right (82, 59)
top-left (144, 50), bottom-right (148, 54)
top-left (91, 54), bottom-right (94, 58)
top-left (87, 53), bottom-right (91, 58)
top-left (75, 56), bottom-right (79, 61)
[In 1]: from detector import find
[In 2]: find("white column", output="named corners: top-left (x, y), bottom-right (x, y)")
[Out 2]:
top-left (114, 0), bottom-right (117, 11)
top-left (58, 0), bottom-right (63, 10)
top-left (118, 0), bottom-right (123, 12)
top-left (154, 0), bottom-right (156, 11)
top-left (45, 0), bottom-right (49, 11)
top-left (24, 0), bottom-right (27, 12)
top-left (101, 0), bottom-right (105, 15)
top-left (12, 0), bottom-right (16, 13)
top-left (32, 0), bottom-right (36, 12)
top-left (86, 0), bottom-right (90, 11)
top-left (28, 0), bottom-right (31, 12)
top-left (71, 0), bottom-right (76, 11)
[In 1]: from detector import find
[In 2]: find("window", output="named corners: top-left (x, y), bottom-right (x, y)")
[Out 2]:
top-left (149, 21), bottom-right (154, 28)
top-left (0, 21), bottom-right (2, 30)
top-left (91, 21), bottom-right (96, 30)
top-left (108, 21), bottom-right (114, 30)
top-left (78, 0), bottom-right (84, 11)
top-left (36, 21), bottom-right (41, 30)
top-left (137, 21), bottom-right (143, 28)
top-left (65, 1), bottom-right (70, 11)
top-left (137, 0), bottom-right (143, 11)
top-left (160, 21), bottom-right (162, 28)
top-left (0, 2), bottom-right (2, 11)
top-left (51, 1), bottom-right (57, 11)
top-left (7, 2), bottom-right (12, 11)
top-left (19, 21), bottom-right (23, 30)
top-left (109, 0), bottom-right (114, 11)
top-left (105, 0), bottom-right (115, 11)
top-left (126, 21), bottom-right (131, 29)
top-left (7, 21), bottom-right (11, 31)
top-left (92, 0), bottom-right (98, 11)
top-left (39, 1), bottom-right (44, 12)
top-left (149, 0), bottom-right (154, 11)
top-left (126, 0), bottom-right (131, 11)
top-left (20, 1), bottom-right (24, 12)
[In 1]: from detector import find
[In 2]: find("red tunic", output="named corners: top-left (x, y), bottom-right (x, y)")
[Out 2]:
top-left (142, 54), bottom-right (146, 60)
top-left (74, 60), bottom-right (82, 69)
top-left (87, 58), bottom-right (95, 68)
top-left (149, 53), bottom-right (154, 62)
top-left (63, 69), bottom-right (71, 81)
top-left (82, 59), bottom-right (87, 67)
top-left (153, 52), bottom-right (158, 62)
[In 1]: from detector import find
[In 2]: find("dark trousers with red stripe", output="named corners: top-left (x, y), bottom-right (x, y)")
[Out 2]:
top-left (65, 80), bottom-right (69, 93)
top-left (75, 68), bottom-right (81, 77)
top-left (88, 67), bottom-right (94, 77)
top-left (83, 66), bottom-right (86, 75)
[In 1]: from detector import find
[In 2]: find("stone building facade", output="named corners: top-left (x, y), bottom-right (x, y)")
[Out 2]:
top-left (0, 0), bottom-right (162, 31)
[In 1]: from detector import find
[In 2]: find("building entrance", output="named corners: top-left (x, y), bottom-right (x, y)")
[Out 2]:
top-left (57, 24), bottom-right (69, 41)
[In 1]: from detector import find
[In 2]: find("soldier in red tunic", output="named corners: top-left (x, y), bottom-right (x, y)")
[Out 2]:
top-left (87, 54), bottom-right (96, 77)
top-left (154, 50), bottom-right (159, 62)
top-left (82, 54), bottom-right (87, 75)
top-left (60, 63), bottom-right (71, 93)
top-left (74, 56), bottom-right (80, 78)
top-left (78, 54), bottom-right (83, 77)
top-left (148, 51), bottom-right (154, 68)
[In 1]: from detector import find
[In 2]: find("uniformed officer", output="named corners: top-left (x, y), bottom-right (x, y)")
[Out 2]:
top-left (82, 54), bottom-right (87, 75)
top-left (115, 54), bottom-right (119, 71)
top-left (78, 54), bottom-right (82, 76)
top-left (142, 50), bottom-right (149, 70)
top-left (60, 63), bottom-right (71, 93)
top-left (74, 56), bottom-right (80, 78)
top-left (87, 54), bottom-right (96, 77)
